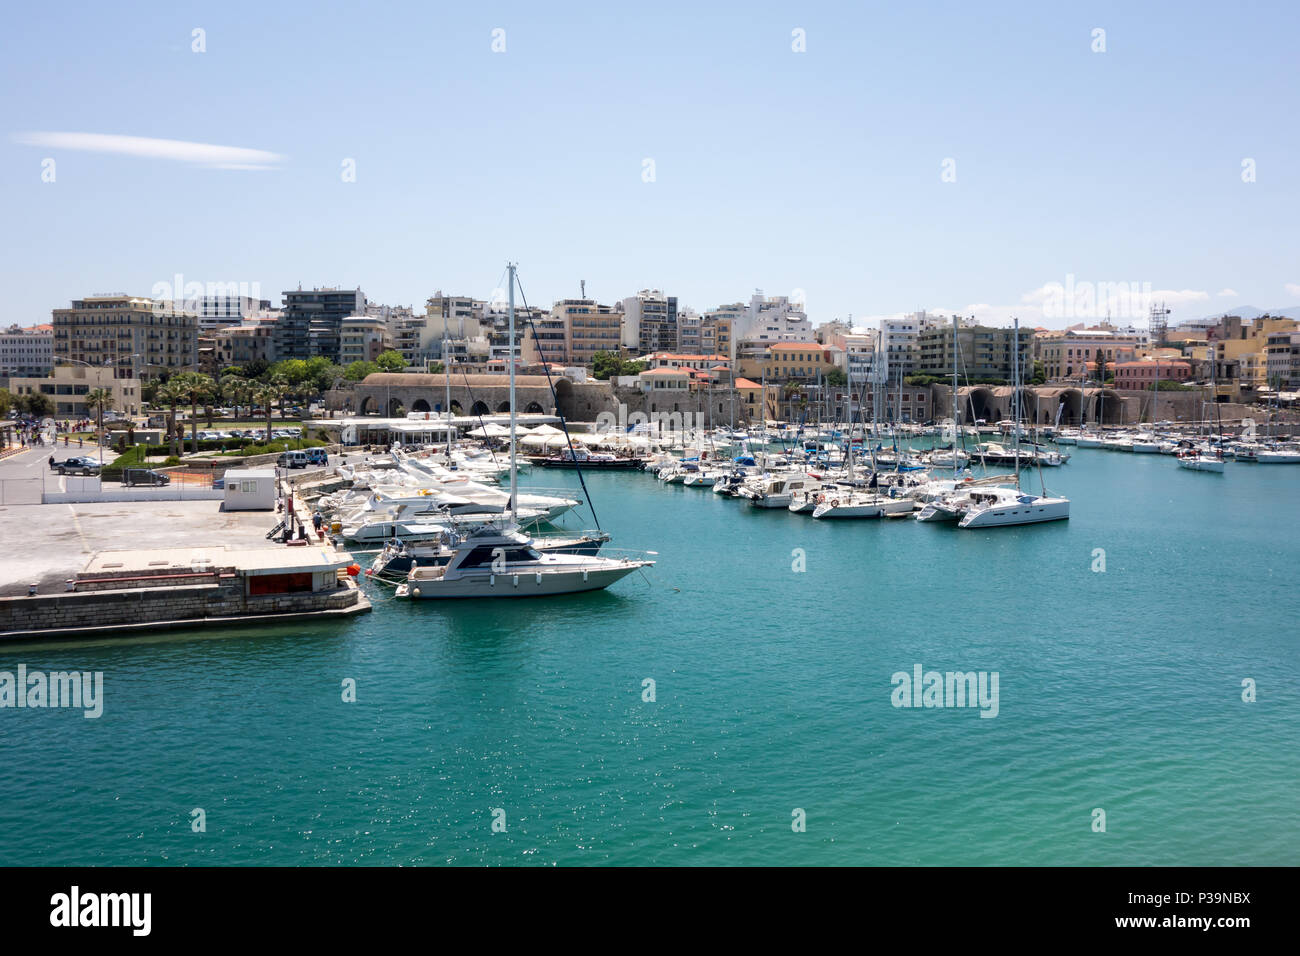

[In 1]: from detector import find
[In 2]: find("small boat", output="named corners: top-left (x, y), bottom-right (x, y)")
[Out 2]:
top-left (533, 449), bottom-right (645, 469)
top-left (1177, 451), bottom-right (1225, 473)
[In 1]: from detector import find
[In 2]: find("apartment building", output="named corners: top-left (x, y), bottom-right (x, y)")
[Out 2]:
top-left (204, 321), bottom-right (277, 370)
top-left (0, 324), bottom-right (54, 379)
top-left (755, 342), bottom-right (837, 383)
top-left (917, 324), bottom-right (1032, 382)
top-left (1039, 328), bottom-right (1142, 381)
top-left (339, 315), bottom-right (392, 366)
top-left (621, 289), bottom-right (677, 354)
top-left (556, 298), bottom-right (622, 365)
top-left (52, 295), bottom-right (198, 381)
top-left (194, 294), bottom-right (272, 333)
top-left (276, 287), bottom-right (365, 361)
top-left (1266, 330), bottom-right (1300, 389)
top-left (733, 294), bottom-right (812, 361)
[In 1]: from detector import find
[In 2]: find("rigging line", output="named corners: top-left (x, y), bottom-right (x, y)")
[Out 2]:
top-left (512, 274), bottom-right (602, 532)
top-left (455, 362), bottom-right (501, 468)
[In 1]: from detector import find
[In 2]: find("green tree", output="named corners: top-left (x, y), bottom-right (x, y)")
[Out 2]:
top-left (591, 350), bottom-right (647, 380)
top-left (1030, 360), bottom-right (1046, 385)
top-left (20, 392), bottom-right (54, 418)
top-left (255, 382), bottom-right (286, 443)
top-left (1094, 351), bottom-right (1108, 384)
top-left (824, 367), bottom-right (847, 387)
top-left (269, 359), bottom-right (310, 389)
top-left (0, 388), bottom-right (12, 419)
top-left (375, 350), bottom-right (407, 373)
top-left (305, 356), bottom-right (343, 395)
top-left (171, 371), bottom-right (215, 455)
top-left (243, 359), bottom-right (270, 381)
top-left (344, 360), bottom-right (379, 381)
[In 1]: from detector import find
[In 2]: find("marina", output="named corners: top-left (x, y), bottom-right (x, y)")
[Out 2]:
top-left (1, 436), bottom-right (1296, 865)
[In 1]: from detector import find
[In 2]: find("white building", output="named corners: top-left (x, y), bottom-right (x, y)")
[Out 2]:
top-left (0, 324), bottom-right (53, 379)
top-left (732, 292), bottom-right (813, 360)
top-left (195, 295), bottom-right (271, 333)
top-left (620, 289), bottom-right (678, 354)
top-left (879, 311), bottom-right (942, 378)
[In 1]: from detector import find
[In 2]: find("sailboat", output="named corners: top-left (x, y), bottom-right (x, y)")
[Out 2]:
top-left (396, 264), bottom-right (654, 599)
top-left (1177, 346), bottom-right (1226, 474)
top-left (958, 318), bottom-right (1070, 528)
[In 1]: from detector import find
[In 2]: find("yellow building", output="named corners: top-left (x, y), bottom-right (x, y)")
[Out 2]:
top-left (8, 365), bottom-right (142, 418)
top-left (752, 343), bottom-right (837, 383)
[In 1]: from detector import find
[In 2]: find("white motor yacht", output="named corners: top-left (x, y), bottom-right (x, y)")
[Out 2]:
top-left (395, 525), bottom-right (653, 599)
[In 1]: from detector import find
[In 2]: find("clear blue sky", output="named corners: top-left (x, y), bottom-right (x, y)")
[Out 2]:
top-left (3, 0), bottom-right (1298, 329)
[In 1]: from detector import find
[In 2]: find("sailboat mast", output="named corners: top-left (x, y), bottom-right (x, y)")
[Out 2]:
top-left (952, 313), bottom-right (959, 480)
top-left (1013, 316), bottom-right (1021, 487)
top-left (443, 310), bottom-right (452, 460)
top-left (508, 262), bottom-right (518, 520)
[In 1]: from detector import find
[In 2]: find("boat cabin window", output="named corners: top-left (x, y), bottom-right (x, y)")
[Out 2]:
top-left (458, 546), bottom-right (540, 568)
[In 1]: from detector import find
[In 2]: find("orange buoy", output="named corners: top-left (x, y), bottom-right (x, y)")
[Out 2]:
top-left (346, 564), bottom-right (361, 576)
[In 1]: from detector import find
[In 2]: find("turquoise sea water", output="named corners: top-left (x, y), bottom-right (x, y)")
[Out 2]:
top-left (1, 447), bottom-right (1297, 866)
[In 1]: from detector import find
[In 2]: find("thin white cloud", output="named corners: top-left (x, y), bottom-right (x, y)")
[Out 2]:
top-left (1286, 283), bottom-right (1300, 298)
top-left (12, 131), bottom-right (284, 169)
top-left (1218, 288), bottom-right (1238, 297)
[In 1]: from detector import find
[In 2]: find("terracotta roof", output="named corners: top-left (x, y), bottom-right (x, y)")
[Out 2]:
top-left (734, 378), bottom-right (761, 388)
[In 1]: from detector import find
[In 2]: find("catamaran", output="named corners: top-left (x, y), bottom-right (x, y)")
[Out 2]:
top-left (958, 317), bottom-right (1070, 529)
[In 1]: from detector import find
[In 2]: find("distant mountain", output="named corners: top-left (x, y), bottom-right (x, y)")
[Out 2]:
top-left (1184, 305), bottom-right (1300, 325)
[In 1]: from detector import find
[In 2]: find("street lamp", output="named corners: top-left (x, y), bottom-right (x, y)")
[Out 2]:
top-left (53, 357), bottom-right (115, 463)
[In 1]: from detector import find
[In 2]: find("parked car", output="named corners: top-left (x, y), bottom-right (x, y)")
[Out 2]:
top-left (54, 457), bottom-right (101, 476)
top-left (306, 447), bottom-right (329, 466)
top-left (276, 450), bottom-right (309, 469)
top-left (121, 468), bottom-right (170, 487)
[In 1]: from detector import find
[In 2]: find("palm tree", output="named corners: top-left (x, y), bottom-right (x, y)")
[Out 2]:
top-left (222, 374), bottom-right (251, 423)
top-left (255, 382), bottom-right (286, 444)
top-left (171, 371), bottom-right (214, 455)
top-left (270, 372), bottom-right (292, 418)
top-left (84, 388), bottom-right (114, 450)
top-left (155, 381), bottom-right (186, 459)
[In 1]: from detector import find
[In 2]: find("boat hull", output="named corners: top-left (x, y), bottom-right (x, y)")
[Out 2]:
top-left (400, 564), bottom-right (643, 598)
top-left (958, 498), bottom-right (1070, 528)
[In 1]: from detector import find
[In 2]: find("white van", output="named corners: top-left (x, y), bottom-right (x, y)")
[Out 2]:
top-left (276, 450), bottom-right (309, 469)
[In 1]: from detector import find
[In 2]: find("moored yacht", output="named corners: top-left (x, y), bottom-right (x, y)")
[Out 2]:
top-left (395, 525), bottom-right (652, 599)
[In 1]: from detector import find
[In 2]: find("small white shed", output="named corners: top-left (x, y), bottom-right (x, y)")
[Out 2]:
top-left (223, 468), bottom-right (277, 511)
